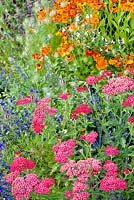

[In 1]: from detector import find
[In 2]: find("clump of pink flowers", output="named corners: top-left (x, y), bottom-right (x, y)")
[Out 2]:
top-left (61, 158), bottom-right (101, 199)
top-left (100, 176), bottom-right (127, 192)
top-left (52, 139), bottom-right (76, 163)
top-left (32, 97), bottom-right (58, 134)
top-left (16, 96), bottom-right (33, 105)
top-left (6, 165), bottom-right (55, 200)
top-left (104, 145), bottom-right (120, 156)
top-left (128, 116), bottom-right (134, 123)
top-left (10, 156), bottom-right (35, 172)
top-left (80, 131), bottom-right (98, 143)
top-left (102, 76), bottom-right (134, 95)
top-left (122, 94), bottom-right (134, 107)
top-left (58, 93), bottom-right (71, 100)
top-left (86, 75), bottom-right (104, 85)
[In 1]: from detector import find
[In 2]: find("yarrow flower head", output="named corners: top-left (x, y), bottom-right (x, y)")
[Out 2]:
top-left (52, 139), bottom-right (76, 163)
top-left (16, 96), bottom-right (33, 105)
top-left (76, 86), bottom-right (88, 92)
top-left (32, 97), bottom-right (57, 134)
top-left (122, 94), bottom-right (134, 107)
top-left (80, 132), bottom-right (98, 143)
top-left (71, 104), bottom-right (92, 119)
top-left (100, 176), bottom-right (127, 192)
top-left (128, 116), bottom-right (134, 124)
top-left (58, 93), bottom-right (71, 100)
top-left (86, 73), bottom-right (105, 85)
top-left (102, 76), bottom-right (134, 95)
top-left (122, 168), bottom-right (130, 175)
top-left (10, 156), bottom-right (35, 172)
top-left (104, 146), bottom-right (120, 156)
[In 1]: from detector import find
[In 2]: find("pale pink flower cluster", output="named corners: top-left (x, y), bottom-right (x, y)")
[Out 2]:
top-left (32, 97), bottom-right (58, 134)
top-left (104, 146), bottom-right (120, 156)
top-left (6, 172), bottom-right (55, 200)
top-left (100, 160), bottom-right (127, 192)
top-left (122, 94), bottom-right (134, 107)
top-left (80, 131), bottom-right (98, 143)
top-left (102, 76), bottom-right (134, 95)
top-left (52, 139), bottom-right (76, 163)
top-left (63, 158), bottom-right (101, 199)
top-left (61, 158), bottom-right (101, 179)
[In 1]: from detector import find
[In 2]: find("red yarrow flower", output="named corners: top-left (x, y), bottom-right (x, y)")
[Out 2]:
top-left (122, 168), bottom-right (130, 175)
top-left (104, 146), bottom-right (120, 156)
top-left (71, 104), bottom-right (92, 119)
top-left (76, 86), bottom-right (88, 92)
top-left (128, 116), bottom-right (134, 123)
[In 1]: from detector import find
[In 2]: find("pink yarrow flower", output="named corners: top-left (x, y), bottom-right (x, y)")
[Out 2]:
top-left (86, 76), bottom-right (98, 85)
top-left (122, 94), bottom-right (134, 107)
top-left (65, 190), bottom-right (73, 199)
top-left (129, 68), bottom-right (134, 76)
top-left (52, 139), bottom-right (76, 163)
top-left (10, 157), bottom-right (35, 172)
top-left (73, 192), bottom-right (90, 200)
top-left (6, 171), bottom-right (20, 184)
top-left (16, 96), bottom-right (32, 105)
top-left (100, 176), bottom-right (127, 192)
top-left (101, 70), bottom-right (112, 77)
top-left (58, 93), bottom-right (71, 100)
top-left (104, 146), bottom-right (120, 156)
top-left (128, 116), bottom-right (134, 123)
top-left (80, 132), bottom-right (98, 143)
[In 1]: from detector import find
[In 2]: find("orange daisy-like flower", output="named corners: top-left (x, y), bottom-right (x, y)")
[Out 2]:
top-left (89, 2), bottom-right (104, 10)
top-left (89, 15), bottom-right (100, 29)
top-left (109, 6), bottom-right (118, 13)
top-left (36, 62), bottom-right (43, 71)
top-left (65, 54), bottom-right (75, 62)
top-left (32, 53), bottom-right (42, 60)
top-left (36, 9), bottom-right (46, 21)
top-left (41, 45), bottom-right (51, 56)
